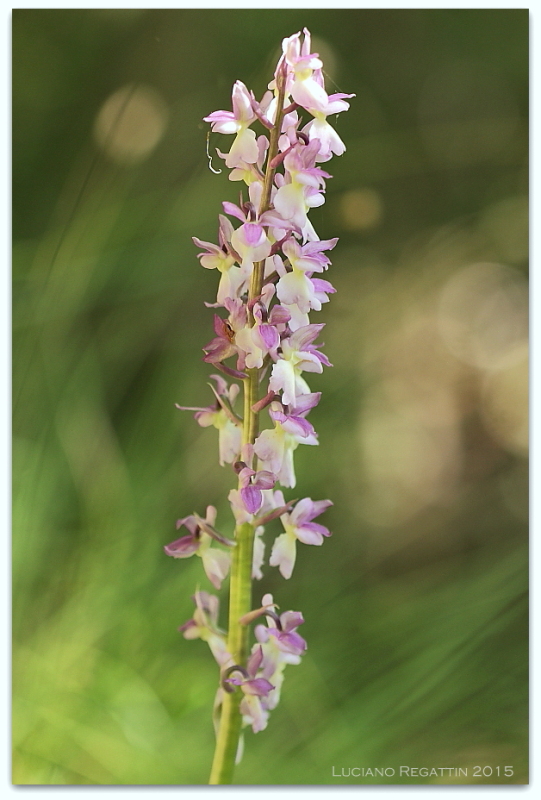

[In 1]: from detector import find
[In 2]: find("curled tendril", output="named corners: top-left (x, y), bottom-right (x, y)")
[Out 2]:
top-left (206, 131), bottom-right (222, 175)
top-left (222, 664), bottom-right (250, 692)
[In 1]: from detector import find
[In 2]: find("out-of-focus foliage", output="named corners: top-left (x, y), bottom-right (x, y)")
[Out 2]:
top-left (12, 9), bottom-right (528, 785)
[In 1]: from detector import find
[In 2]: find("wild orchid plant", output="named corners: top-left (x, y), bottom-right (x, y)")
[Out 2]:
top-left (165, 29), bottom-right (352, 784)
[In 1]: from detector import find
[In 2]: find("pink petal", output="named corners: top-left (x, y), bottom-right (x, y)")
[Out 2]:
top-left (222, 201), bottom-right (246, 222)
top-left (243, 678), bottom-right (274, 697)
top-left (164, 534), bottom-right (199, 558)
top-left (280, 610), bottom-right (304, 633)
top-left (253, 470), bottom-right (276, 490)
top-left (294, 524), bottom-right (324, 546)
top-left (247, 645), bottom-right (264, 677)
top-left (257, 323), bottom-right (279, 351)
top-left (241, 485), bottom-right (263, 515)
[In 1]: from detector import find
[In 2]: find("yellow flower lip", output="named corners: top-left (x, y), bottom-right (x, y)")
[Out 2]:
top-left (295, 67), bottom-right (312, 82)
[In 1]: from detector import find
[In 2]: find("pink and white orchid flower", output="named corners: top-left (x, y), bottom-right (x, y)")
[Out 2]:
top-left (204, 80), bottom-right (259, 168)
top-left (269, 493), bottom-right (332, 579)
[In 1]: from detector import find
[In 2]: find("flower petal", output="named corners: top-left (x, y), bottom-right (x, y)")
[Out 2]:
top-left (218, 418), bottom-right (242, 466)
top-left (280, 610), bottom-right (304, 633)
top-left (269, 359), bottom-right (297, 407)
top-left (289, 323), bottom-right (325, 351)
top-left (294, 524), bottom-right (324, 546)
top-left (257, 323), bottom-right (279, 351)
top-left (275, 629), bottom-right (307, 655)
top-left (253, 428), bottom-right (285, 474)
top-left (240, 694), bottom-right (269, 733)
top-left (280, 414), bottom-right (315, 439)
top-left (202, 548), bottom-right (231, 590)
top-left (290, 497), bottom-right (316, 525)
top-left (253, 470), bottom-right (276, 490)
top-left (243, 678), bottom-right (274, 696)
top-left (288, 392), bottom-right (321, 416)
top-left (164, 533), bottom-right (199, 558)
top-left (241, 485), bottom-right (263, 515)
top-left (269, 532), bottom-right (297, 579)
top-left (247, 644), bottom-right (264, 677)
top-left (225, 126), bottom-right (259, 168)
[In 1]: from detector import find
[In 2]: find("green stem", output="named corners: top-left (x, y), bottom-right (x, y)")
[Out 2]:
top-left (208, 65), bottom-right (288, 786)
top-left (208, 522), bottom-right (254, 784)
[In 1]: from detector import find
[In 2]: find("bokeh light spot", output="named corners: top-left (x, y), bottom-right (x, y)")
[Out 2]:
top-left (481, 343), bottom-right (528, 455)
top-left (437, 262), bottom-right (528, 371)
top-left (340, 188), bottom-right (383, 231)
top-left (94, 84), bottom-right (169, 166)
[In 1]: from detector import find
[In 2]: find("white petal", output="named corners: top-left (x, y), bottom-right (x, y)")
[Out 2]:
top-left (270, 532), bottom-right (297, 579)
top-left (295, 352), bottom-right (323, 374)
top-left (240, 694), bottom-right (269, 733)
top-left (235, 326), bottom-right (264, 369)
top-left (284, 303), bottom-right (310, 331)
top-left (225, 126), bottom-right (259, 168)
top-left (294, 373), bottom-right (312, 398)
top-left (278, 441), bottom-right (297, 488)
top-left (207, 633), bottom-right (232, 667)
top-left (269, 359), bottom-right (297, 407)
top-left (216, 270), bottom-right (233, 305)
top-left (212, 120), bottom-right (241, 135)
top-left (202, 548), bottom-right (231, 590)
top-left (196, 409), bottom-right (219, 428)
top-left (276, 270), bottom-right (313, 313)
top-left (291, 77), bottom-right (328, 112)
top-left (218, 419), bottom-right (242, 466)
top-left (253, 428), bottom-right (285, 475)
top-left (273, 183), bottom-right (306, 226)
top-left (200, 253), bottom-right (221, 270)
top-left (252, 532), bottom-right (265, 580)
top-left (294, 525), bottom-right (324, 546)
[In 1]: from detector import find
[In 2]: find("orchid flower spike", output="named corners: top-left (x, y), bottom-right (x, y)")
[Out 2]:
top-left (167, 28), bottom-right (349, 782)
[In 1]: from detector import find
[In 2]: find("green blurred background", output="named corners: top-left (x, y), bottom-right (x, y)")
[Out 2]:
top-left (12, 8), bottom-right (528, 785)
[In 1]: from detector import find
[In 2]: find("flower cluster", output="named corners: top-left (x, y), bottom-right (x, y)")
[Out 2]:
top-left (182, 591), bottom-right (307, 734)
top-left (165, 29), bottom-right (350, 760)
